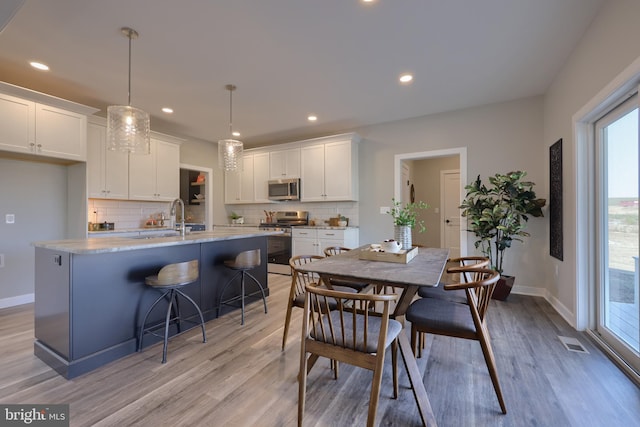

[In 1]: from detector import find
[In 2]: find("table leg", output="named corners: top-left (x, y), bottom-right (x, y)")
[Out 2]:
top-left (398, 327), bottom-right (438, 427)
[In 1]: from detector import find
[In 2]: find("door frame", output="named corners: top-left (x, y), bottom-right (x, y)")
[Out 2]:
top-left (440, 169), bottom-right (461, 256)
top-left (394, 147), bottom-right (467, 256)
top-left (180, 163), bottom-right (214, 230)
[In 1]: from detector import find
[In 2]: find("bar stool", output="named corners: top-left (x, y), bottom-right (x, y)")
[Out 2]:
top-left (138, 259), bottom-right (206, 363)
top-left (217, 249), bottom-right (267, 325)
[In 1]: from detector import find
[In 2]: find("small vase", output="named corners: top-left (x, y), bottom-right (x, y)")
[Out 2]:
top-left (394, 225), bottom-right (412, 250)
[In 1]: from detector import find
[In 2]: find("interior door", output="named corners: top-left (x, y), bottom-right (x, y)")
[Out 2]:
top-left (441, 170), bottom-right (460, 258)
top-left (595, 92), bottom-right (639, 373)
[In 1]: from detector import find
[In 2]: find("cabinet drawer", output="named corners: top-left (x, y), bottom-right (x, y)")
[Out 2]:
top-left (318, 229), bottom-right (344, 239)
top-left (292, 228), bottom-right (317, 238)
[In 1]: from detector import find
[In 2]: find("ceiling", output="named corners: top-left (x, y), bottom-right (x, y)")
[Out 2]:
top-left (0, 0), bottom-right (603, 148)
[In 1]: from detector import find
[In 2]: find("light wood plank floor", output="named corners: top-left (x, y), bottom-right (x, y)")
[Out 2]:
top-left (1, 273), bottom-right (639, 426)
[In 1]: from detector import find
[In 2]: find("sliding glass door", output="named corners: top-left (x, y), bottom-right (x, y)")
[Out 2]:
top-left (595, 93), bottom-right (640, 373)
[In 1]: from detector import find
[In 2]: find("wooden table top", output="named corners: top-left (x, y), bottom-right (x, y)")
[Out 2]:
top-left (299, 246), bottom-right (449, 288)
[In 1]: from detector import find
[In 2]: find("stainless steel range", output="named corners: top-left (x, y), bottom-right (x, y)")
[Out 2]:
top-left (259, 211), bottom-right (308, 275)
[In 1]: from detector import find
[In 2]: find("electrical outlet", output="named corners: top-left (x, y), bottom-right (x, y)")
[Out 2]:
top-left (380, 206), bottom-right (390, 214)
top-left (6, 214), bottom-right (15, 224)
top-left (0, 254), bottom-right (4, 268)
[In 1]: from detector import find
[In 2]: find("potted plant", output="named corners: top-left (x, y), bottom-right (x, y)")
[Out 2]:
top-left (388, 198), bottom-right (429, 250)
top-left (230, 211), bottom-right (244, 225)
top-left (459, 171), bottom-right (546, 300)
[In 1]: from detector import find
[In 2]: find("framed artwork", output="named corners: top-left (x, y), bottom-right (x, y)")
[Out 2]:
top-left (550, 139), bottom-right (563, 260)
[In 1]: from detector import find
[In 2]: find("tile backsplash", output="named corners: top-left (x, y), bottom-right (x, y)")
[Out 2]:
top-left (224, 201), bottom-right (359, 226)
top-left (88, 199), bottom-right (174, 230)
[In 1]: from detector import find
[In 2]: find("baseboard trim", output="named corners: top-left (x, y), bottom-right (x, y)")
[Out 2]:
top-left (0, 293), bottom-right (34, 309)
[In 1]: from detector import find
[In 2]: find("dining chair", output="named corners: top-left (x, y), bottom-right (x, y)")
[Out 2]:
top-left (298, 284), bottom-right (402, 427)
top-left (418, 256), bottom-right (490, 304)
top-left (282, 255), bottom-right (357, 351)
top-left (322, 246), bottom-right (371, 293)
top-left (406, 267), bottom-right (507, 414)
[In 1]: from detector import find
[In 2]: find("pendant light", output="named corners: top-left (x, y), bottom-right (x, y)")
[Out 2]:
top-left (218, 84), bottom-right (244, 171)
top-left (107, 27), bottom-right (150, 154)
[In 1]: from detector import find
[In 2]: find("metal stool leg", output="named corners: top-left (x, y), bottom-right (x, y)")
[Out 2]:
top-left (138, 289), bottom-right (171, 352)
top-left (217, 271), bottom-right (242, 318)
top-left (240, 271), bottom-right (246, 325)
top-left (245, 272), bottom-right (268, 314)
top-left (175, 289), bottom-right (207, 344)
top-left (162, 289), bottom-right (176, 364)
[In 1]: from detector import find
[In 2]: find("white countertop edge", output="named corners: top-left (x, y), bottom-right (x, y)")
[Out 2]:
top-left (33, 229), bottom-right (281, 254)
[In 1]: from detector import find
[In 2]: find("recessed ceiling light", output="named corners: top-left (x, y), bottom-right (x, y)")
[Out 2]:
top-left (161, 107), bottom-right (174, 114)
top-left (399, 73), bottom-right (413, 84)
top-left (30, 61), bottom-right (49, 71)
top-left (307, 115), bottom-right (318, 122)
top-left (232, 131), bottom-right (241, 137)
top-left (362, 0), bottom-right (375, 3)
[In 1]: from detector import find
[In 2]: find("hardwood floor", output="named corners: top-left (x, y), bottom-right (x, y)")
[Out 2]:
top-left (1, 274), bottom-right (639, 426)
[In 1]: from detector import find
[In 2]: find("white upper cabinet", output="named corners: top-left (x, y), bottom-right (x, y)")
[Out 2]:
top-left (269, 146), bottom-right (300, 179)
top-left (254, 151), bottom-right (271, 202)
top-left (300, 134), bottom-right (359, 202)
top-left (225, 153), bottom-right (254, 204)
top-left (129, 137), bottom-right (180, 201)
top-left (0, 93), bottom-right (34, 153)
top-left (87, 121), bottom-right (129, 199)
top-left (0, 91), bottom-right (89, 161)
top-left (35, 104), bottom-right (87, 161)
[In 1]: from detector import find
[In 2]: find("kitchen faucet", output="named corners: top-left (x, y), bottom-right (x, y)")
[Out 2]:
top-left (170, 198), bottom-right (186, 236)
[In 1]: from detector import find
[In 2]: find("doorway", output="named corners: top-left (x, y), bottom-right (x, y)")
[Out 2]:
top-left (394, 148), bottom-right (467, 256)
top-left (179, 163), bottom-right (214, 230)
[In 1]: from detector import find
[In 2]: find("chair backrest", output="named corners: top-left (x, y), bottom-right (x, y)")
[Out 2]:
top-left (233, 249), bottom-right (261, 269)
top-left (289, 255), bottom-right (324, 300)
top-left (323, 246), bottom-right (351, 257)
top-left (444, 267), bottom-right (500, 321)
top-left (447, 256), bottom-right (490, 284)
top-left (155, 259), bottom-right (199, 286)
top-left (302, 284), bottom-right (399, 354)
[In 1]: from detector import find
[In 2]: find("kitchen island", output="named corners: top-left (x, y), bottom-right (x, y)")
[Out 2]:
top-left (33, 228), bottom-right (278, 378)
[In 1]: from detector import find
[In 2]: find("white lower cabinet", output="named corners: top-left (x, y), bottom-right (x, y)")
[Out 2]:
top-left (292, 227), bottom-right (359, 257)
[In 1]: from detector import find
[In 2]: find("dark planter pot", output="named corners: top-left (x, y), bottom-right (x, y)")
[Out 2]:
top-left (491, 275), bottom-right (515, 301)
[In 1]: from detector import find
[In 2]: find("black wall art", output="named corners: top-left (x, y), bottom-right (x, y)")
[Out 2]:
top-left (549, 139), bottom-right (563, 260)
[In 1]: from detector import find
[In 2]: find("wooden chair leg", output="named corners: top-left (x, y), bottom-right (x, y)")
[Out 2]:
top-left (410, 324), bottom-right (418, 356)
top-left (391, 339), bottom-right (398, 399)
top-left (282, 301), bottom-right (294, 350)
top-left (367, 351), bottom-right (385, 427)
top-left (298, 349), bottom-right (308, 426)
top-left (477, 326), bottom-right (507, 414)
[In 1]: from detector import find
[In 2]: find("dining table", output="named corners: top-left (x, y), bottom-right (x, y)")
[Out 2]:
top-left (298, 245), bottom-right (449, 427)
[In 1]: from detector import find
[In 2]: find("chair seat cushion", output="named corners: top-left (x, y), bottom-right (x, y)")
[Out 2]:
top-left (311, 312), bottom-right (402, 353)
top-left (329, 278), bottom-right (370, 291)
top-left (406, 297), bottom-right (476, 335)
top-left (293, 284), bottom-right (356, 308)
top-left (417, 284), bottom-right (468, 304)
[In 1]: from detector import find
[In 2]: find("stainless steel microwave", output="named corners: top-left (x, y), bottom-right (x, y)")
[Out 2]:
top-left (268, 178), bottom-right (300, 201)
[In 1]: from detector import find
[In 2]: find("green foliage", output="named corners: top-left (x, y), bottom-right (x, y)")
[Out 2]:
top-left (459, 171), bottom-right (546, 274)
top-left (389, 198), bottom-right (429, 232)
top-left (229, 211), bottom-right (242, 219)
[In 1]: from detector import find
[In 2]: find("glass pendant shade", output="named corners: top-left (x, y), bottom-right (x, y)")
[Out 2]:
top-left (107, 105), bottom-right (150, 154)
top-left (218, 139), bottom-right (243, 171)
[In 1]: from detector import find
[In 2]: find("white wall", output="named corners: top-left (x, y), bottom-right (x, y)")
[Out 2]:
top-left (543, 0), bottom-right (640, 325)
top-left (356, 96), bottom-right (546, 292)
top-left (0, 158), bottom-right (68, 306)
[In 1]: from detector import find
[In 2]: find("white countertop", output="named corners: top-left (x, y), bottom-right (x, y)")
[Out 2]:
top-left (34, 228), bottom-right (281, 255)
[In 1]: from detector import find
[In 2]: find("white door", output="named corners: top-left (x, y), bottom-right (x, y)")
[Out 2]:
top-left (441, 170), bottom-right (460, 258)
top-left (595, 92), bottom-right (639, 373)
top-left (401, 162), bottom-right (411, 204)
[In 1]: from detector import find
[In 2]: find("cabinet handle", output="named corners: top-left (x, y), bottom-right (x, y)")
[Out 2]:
top-left (37, 144), bottom-right (42, 152)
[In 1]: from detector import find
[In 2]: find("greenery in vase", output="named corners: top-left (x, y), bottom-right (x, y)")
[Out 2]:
top-left (229, 211), bottom-right (242, 220)
top-left (459, 171), bottom-right (546, 274)
top-left (388, 198), bottom-right (429, 232)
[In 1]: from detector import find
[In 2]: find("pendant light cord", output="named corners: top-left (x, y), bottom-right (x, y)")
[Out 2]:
top-left (225, 84), bottom-right (237, 137)
top-left (127, 32), bottom-right (132, 106)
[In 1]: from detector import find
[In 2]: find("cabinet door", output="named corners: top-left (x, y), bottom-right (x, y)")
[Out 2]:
top-left (35, 103), bottom-right (86, 161)
top-left (270, 147), bottom-right (300, 179)
top-left (300, 144), bottom-right (325, 201)
top-left (253, 152), bottom-right (271, 202)
top-left (128, 140), bottom-right (157, 200)
top-left (293, 237), bottom-right (319, 257)
top-left (239, 153), bottom-right (255, 203)
top-left (87, 122), bottom-right (128, 199)
top-left (224, 170), bottom-right (242, 203)
top-left (154, 139), bottom-right (179, 201)
top-left (0, 93), bottom-right (34, 154)
top-left (324, 140), bottom-right (354, 200)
